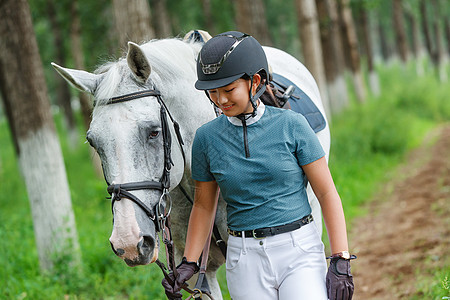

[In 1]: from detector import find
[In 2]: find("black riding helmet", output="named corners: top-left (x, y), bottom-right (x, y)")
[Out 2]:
top-left (195, 31), bottom-right (268, 115)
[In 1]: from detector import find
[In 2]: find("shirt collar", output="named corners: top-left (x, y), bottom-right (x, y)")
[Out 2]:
top-left (226, 101), bottom-right (265, 126)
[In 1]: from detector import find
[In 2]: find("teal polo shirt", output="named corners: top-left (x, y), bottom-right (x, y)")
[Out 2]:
top-left (191, 105), bottom-right (325, 231)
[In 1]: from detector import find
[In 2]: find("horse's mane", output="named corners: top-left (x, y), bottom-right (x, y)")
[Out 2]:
top-left (93, 38), bottom-right (202, 104)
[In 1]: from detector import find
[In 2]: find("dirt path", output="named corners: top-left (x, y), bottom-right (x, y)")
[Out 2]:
top-left (350, 125), bottom-right (450, 299)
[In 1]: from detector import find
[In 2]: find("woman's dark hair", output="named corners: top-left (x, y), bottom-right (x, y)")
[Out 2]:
top-left (242, 71), bottom-right (281, 108)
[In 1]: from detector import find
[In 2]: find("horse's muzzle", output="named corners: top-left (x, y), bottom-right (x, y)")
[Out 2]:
top-left (111, 235), bottom-right (157, 266)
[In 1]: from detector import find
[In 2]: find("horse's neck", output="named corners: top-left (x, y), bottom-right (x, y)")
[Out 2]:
top-left (165, 85), bottom-right (216, 186)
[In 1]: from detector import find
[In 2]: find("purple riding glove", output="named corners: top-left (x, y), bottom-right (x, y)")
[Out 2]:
top-left (161, 257), bottom-right (199, 300)
top-left (326, 256), bottom-right (355, 300)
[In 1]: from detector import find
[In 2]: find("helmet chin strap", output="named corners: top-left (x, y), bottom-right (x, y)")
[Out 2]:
top-left (247, 75), bottom-right (266, 117)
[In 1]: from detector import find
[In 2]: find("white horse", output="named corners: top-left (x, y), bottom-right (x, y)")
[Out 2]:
top-left (52, 36), bottom-right (330, 299)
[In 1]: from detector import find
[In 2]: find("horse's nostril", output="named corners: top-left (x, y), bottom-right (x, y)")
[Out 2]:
top-left (137, 236), bottom-right (155, 256)
top-left (110, 241), bottom-right (125, 256)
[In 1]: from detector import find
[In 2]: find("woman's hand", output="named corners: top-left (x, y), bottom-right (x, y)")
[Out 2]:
top-left (161, 257), bottom-right (199, 299)
top-left (326, 256), bottom-right (355, 300)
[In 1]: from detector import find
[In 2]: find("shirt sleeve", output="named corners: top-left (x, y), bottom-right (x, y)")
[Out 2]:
top-left (293, 113), bottom-right (325, 166)
top-left (191, 128), bottom-right (215, 182)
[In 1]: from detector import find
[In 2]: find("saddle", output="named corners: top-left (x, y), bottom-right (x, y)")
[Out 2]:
top-left (265, 73), bottom-right (326, 133)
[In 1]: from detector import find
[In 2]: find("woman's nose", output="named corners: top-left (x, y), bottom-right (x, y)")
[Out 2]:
top-left (217, 93), bottom-right (228, 105)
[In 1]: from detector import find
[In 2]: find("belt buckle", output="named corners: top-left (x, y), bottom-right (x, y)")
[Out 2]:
top-left (227, 228), bottom-right (236, 237)
top-left (252, 229), bottom-right (265, 239)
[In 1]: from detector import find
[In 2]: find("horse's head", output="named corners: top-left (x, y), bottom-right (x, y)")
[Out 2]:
top-left (52, 39), bottom-right (210, 266)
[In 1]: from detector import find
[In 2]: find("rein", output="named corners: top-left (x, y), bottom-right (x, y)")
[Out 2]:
top-left (99, 89), bottom-right (218, 299)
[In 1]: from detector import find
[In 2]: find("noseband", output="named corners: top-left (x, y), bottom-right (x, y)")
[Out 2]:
top-left (100, 89), bottom-right (184, 232)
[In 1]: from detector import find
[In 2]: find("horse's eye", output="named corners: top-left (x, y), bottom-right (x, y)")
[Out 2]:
top-left (149, 131), bottom-right (160, 139)
top-left (86, 132), bottom-right (96, 148)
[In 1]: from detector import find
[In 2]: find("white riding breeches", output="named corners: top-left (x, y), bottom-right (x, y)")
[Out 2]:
top-left (226, 221), bottom-right (328, 300)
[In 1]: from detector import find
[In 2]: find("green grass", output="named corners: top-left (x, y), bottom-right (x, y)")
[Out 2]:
top-left (1, 61), bottom-right (449, 299)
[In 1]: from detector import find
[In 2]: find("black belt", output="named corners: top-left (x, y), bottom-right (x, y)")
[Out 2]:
top-left (227, 214), bottom-right (314, 239)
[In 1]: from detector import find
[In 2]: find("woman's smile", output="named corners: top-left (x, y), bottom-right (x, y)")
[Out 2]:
top-left (221, 104), bottom-right (234, 111)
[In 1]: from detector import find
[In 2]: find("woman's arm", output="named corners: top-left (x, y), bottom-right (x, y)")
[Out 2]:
top-left (302, 156), bottom-right (349, 254)
top-left (183, 180), bottom-right (219, 262)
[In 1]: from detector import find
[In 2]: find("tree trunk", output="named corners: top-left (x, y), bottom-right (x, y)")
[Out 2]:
top-left (431, 0), bottom-right (448, 82)
top-left (70, 0), bottom-right (104, 178)
top-left (151, 0), bottom-right (172, 38)
top-left (376, 11), bottom-right (392, 62)
top-left (235, 0), bottom-right (273, 46)
top-left (0, 70), bottom-right (19, 155)
top-left (112, 0), bottom-right (155, 48)
top-left (47, 0), bottom-right (77, 145)
top-left (420, 0), bottom-right (436, 64)
top-left (338, 0), bottom-right (366, 102)
top-left (295, 0), bottom-right (331, 118)
top-left (361, 8), bottom-right (380, 96)
top-left (0, 0), bottom-right (80, 272)
top-left (316, 0), bottom-right (348, 113)
top-left (392, 0), bottom-right (410, 62)
top-left (444, 16), bottom-right (450, 56)
top-left (405, 8), bottom-right (426, 75)
top-left (445, 18), bottom-right (450, 56)
top-left (405, 11), bottom-right (424, 59)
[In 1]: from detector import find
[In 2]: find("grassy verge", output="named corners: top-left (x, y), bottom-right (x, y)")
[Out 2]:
top-left (0, 61), bottom-right (449, 299)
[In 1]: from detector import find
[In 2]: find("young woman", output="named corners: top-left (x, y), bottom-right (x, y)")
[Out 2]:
top-left (162, 31), bottom-right (355, 300)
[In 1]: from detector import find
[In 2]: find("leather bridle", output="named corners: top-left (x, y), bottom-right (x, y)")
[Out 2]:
top-left (102, 89), bottom-right (183, 233)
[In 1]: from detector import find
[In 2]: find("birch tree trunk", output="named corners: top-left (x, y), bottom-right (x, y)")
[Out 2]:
top-left (295, 0), bottom-right (331, 118)
top-left (338, 0), bottom-right (366, 102)
top-left (316, 0), bottom-right (348, 113)
top-left (112, 0), bottom-right (155, 48)
top-left (0, 0), bottom-right (80, 272)
top-left (235, 0), bottom-right (273, 46)
top-left (392, 0), bottom-right (410, 62)
top-left (152, 0), bottom-right (172, 38)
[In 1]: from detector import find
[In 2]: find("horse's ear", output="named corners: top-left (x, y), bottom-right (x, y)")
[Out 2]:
top-left (183, 29), bottom-right (212, 44)
top-left (127, 42), bottom-right (151, 83)
top-left (51, 62), bottom-right (99, 95)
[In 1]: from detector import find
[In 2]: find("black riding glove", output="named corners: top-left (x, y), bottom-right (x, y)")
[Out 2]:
top-left (326, 256), bottom-right (355, 300)
top-left (161, 257), bottom-right (199, 300)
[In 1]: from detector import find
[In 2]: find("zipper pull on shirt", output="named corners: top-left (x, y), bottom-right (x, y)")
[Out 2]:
top-left (241, 118), bottom-right (250, 158)
top-left (228, 101), bottom-right (266, 158)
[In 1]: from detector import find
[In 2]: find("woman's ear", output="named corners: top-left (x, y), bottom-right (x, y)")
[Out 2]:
top-left (250, 73), bottom-right (262, 95)
top-left (252, 73), bottom-right (261, 90)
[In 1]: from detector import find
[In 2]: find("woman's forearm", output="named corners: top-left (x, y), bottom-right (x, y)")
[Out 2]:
top-left (183, 180), bottom-right (218, 262)
top-left (303, 157), bottom-right (349, 254)
top-left (320, 191), bottom-right (349, 254)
